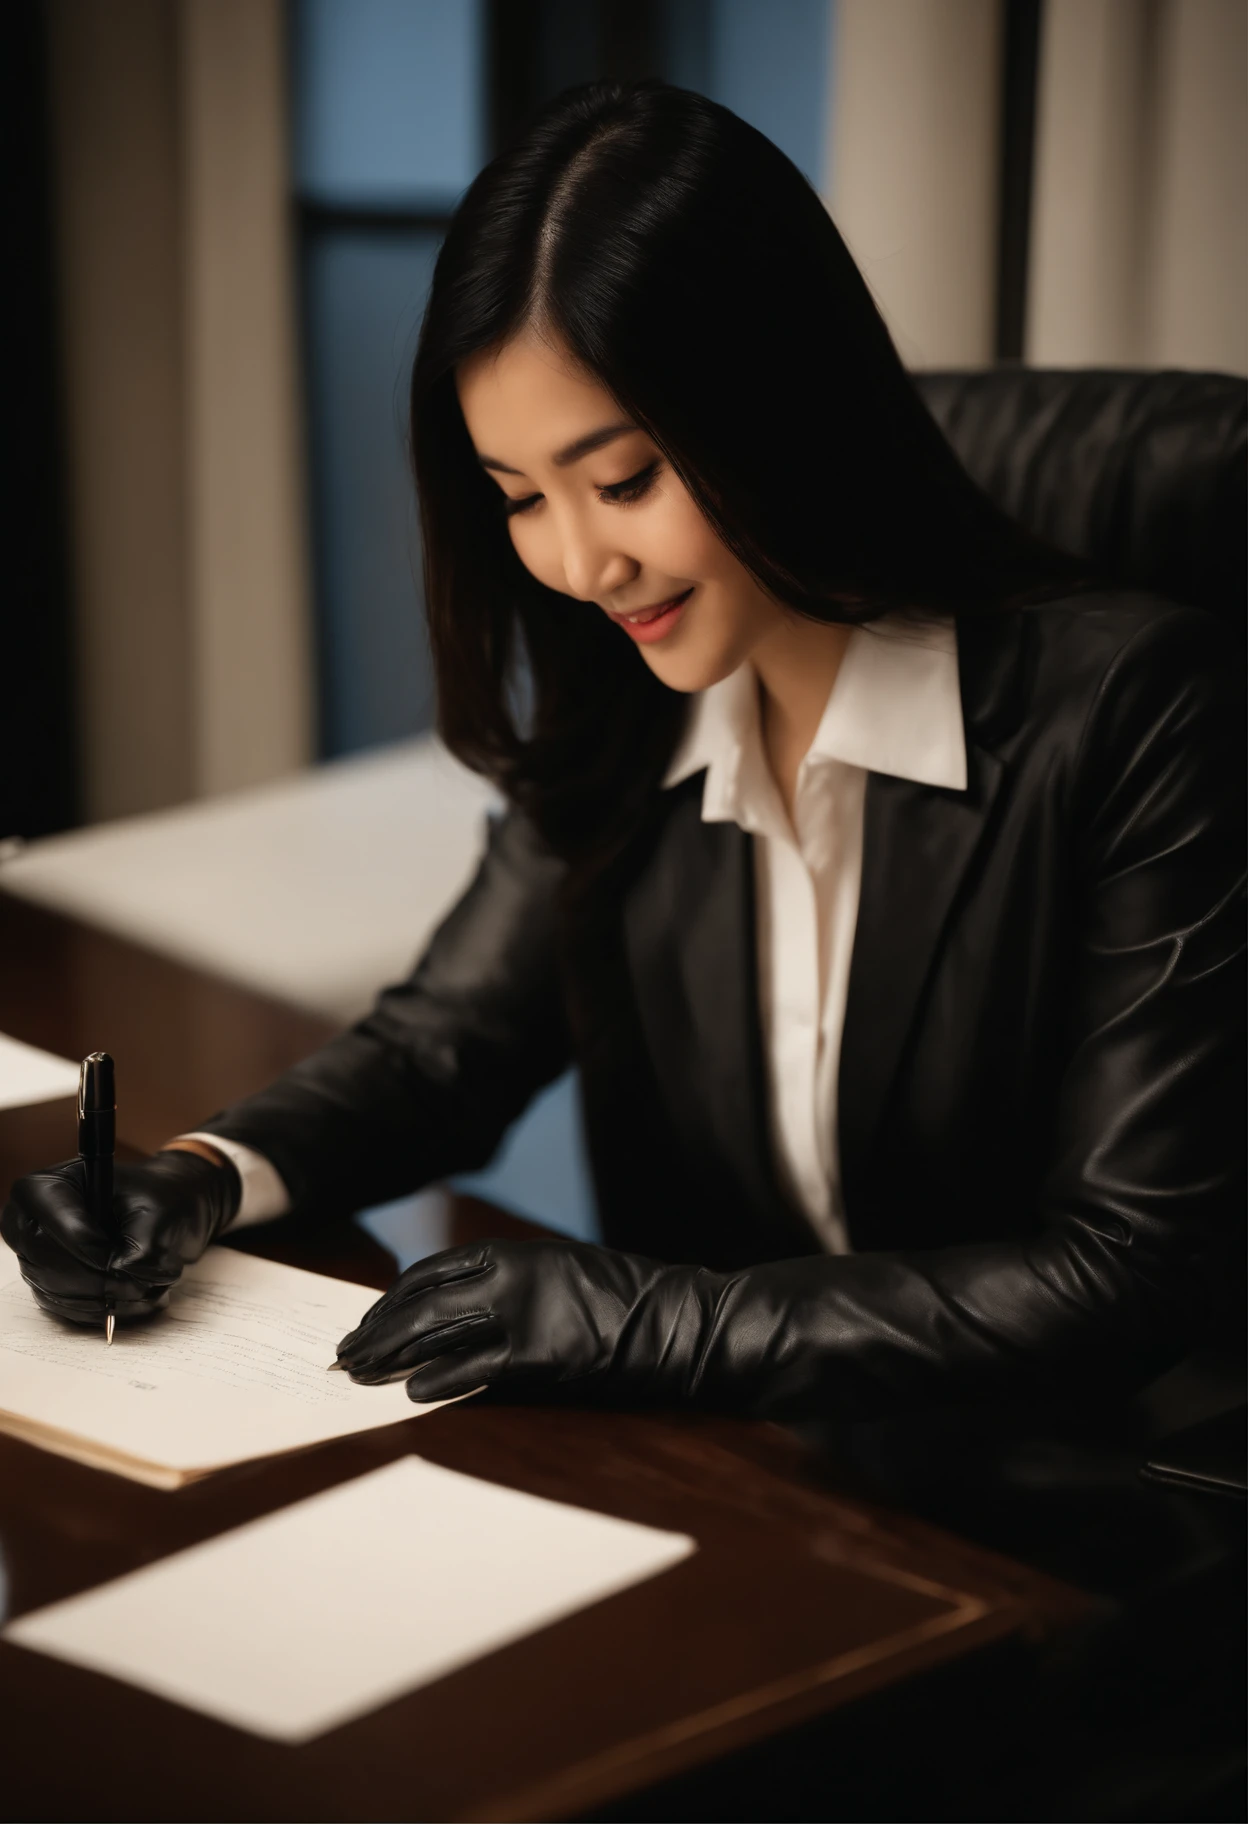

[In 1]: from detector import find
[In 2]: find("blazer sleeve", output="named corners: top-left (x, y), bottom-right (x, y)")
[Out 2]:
top-left (197, 808), bottom-right (571, 1218)
top-left (710, 607), bottom-right (1246, 1418)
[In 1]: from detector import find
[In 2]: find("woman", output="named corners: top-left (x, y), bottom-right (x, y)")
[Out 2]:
top-left (5, 83), bottom-right (1241, 1421)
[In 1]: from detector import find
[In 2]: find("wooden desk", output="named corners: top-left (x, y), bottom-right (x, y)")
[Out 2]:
top-left (0, 892), bottom-right (1086, 1822)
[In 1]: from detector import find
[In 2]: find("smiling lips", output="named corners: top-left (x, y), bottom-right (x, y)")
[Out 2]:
top-left (610, 588), bottom-right (693, 645)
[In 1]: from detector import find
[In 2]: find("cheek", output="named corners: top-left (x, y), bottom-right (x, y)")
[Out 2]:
top-left (639, 491), bottom-right (727, 579)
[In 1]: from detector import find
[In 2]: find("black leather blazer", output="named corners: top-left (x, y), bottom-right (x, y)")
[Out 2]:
top-left (205, 591), bottom-right (1244, 1408)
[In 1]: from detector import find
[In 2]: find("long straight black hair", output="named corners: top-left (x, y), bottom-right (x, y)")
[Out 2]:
top-left (411, 81), bottom-right (1081, 862)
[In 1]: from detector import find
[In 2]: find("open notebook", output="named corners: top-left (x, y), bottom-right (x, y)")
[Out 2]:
top-left (0, 1242), bottom-right (450, 1488)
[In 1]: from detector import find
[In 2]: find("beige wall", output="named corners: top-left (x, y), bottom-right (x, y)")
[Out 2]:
top-left (1147, 0), bottom-right (1248, 373)
top-left (826, 0), bottom-right (1246, 377)
top-left (825, 0), bottom-right (1004, 368)
top-left (47, 0), bottom-right (312, 824)
top-left (48, 0), bottom-right (194, 819)
top-left (182, 0), bottom-right (312, 800)
top-left (1028, 0), bottom-right (1247, 372)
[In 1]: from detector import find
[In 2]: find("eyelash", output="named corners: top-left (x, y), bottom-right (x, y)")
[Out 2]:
top-left (503, 460), bottom-right (661, 519)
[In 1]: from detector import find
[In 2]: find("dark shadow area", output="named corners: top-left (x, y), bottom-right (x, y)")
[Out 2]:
top-left (3, 0), bottom-right (78, 840)
top-left (592, 1348), bottom-right (1247, 1823)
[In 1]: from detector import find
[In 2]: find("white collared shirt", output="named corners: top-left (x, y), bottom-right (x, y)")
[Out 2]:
top-left (196, 612), bottom-right (967, 1238)
top-left (662, 612), bottom-right (967, 1252)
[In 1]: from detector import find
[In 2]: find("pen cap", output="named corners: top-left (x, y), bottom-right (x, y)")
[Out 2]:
top-left (78, 1051), bottom-right (115, 1155)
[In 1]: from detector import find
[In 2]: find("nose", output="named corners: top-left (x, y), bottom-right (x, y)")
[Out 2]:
top-left (559, 519), bottom-right (638, 604)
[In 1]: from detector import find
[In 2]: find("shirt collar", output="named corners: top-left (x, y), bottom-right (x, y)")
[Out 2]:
top-left (662, 612), bottom-right (968, 816)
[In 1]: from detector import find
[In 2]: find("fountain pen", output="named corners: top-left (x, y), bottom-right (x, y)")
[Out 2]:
top-left (78, 1052), bottom-right (116, 1343)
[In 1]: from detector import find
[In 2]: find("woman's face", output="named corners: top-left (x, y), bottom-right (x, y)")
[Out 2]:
top-left (456, 331), bottom-right (785, 693)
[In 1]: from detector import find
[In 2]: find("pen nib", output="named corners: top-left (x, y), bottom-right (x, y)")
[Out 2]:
top-left (105, 1312), bottom-right (115, 1346)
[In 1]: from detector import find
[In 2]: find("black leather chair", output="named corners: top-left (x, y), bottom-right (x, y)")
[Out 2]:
top-left (864, 368), bottom-right (1248, 1821)
top-left (919, 363), bottom-right (1247, 1404)
top-left (915, 367), bottom-right (1247, 632)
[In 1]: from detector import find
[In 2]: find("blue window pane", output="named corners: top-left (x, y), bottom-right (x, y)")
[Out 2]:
top-left (665, 0), bottom-right (832, 188)
top-left (302, 230), bottom-right (440, 756)
top-left (294, 0), bottom-right (484, 207)
top-left (356, 1069), bottom-right (600, 1268)
top-left (452, 1071), bottom-right (600, 1241)
top-left (710, 0), bottom-right (832, 186)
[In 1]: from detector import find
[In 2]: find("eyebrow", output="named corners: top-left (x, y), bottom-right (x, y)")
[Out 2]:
top-left (477, 420), bottom-right (637, 476)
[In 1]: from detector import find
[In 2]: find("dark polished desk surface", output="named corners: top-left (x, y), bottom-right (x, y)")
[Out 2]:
top-left (0, 892), bottom-right (1088, 1822)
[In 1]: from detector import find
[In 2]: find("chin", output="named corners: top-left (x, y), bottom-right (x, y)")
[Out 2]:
top-left (641, 640), bottom-right (744, 695)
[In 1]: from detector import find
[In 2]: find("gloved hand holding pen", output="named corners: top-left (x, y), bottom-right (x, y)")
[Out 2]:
top-left (1, 1146), bottom-right (240, 1329)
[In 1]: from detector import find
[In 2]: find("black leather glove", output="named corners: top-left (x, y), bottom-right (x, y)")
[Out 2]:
top-left (334, 1236), bottom-right (762, 1409)
top-left (1, 1150), bottom-right (241, 1327)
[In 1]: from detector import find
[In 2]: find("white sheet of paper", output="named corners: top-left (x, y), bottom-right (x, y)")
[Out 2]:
top-left (0, 1031), bottom-right (80, 1111)
top-left (4, 1456), bottom-right (697, 1741)
top-left (0, 1242), bottom-right (448, 1484)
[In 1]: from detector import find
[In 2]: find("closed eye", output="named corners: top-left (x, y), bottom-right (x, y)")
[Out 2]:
top-left (503, 491), bottom-right (542, 518)
top-left (501, 458), bottom-right (661, 519)
top-left (599, 460), bottom-right (660, 504)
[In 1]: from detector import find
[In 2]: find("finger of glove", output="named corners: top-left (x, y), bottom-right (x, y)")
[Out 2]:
top-left (405, 1338), bottom-right (509, 1404)
top-left (1, 1199), bottom-right (161, 1317)
top-left (5, 1165), bottom-right (115, 1274)
top-left (338, 1263), bottom-right (494, 1355)
top-left (107, 1155), bottom-right (230, 1282)
top-left (338, 1253), bottom-right (497, 1359)
top-left (29, 1280), bottom-right (172, 1327)
top-left (340, 1244), bottom-right (494, 1344)
top-left (342, 1311), bottom-right (503, 1384)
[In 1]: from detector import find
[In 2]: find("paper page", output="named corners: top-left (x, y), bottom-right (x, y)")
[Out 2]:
top-left (0, 1032), bottom-right (80, 1111)
top-left (4, 1456), bottom-right (697, 1741)
top-left (0, 1242), bottom-right (449, 1479)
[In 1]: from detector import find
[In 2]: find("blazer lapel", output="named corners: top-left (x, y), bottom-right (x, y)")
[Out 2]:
top-left (838, 611), bottom-right (1026, 1215)
top-left (621, 611), bottom-right (1028, 1249)
top-left (623, 780), bottom-right (802, 1238)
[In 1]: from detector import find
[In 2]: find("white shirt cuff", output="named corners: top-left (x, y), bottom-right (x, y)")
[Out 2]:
top-left (177, 1133), bottom-right (292, 1229)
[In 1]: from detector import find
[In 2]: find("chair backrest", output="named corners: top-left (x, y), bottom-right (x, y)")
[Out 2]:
top-left (914, 368), bottom-right (1246, 631)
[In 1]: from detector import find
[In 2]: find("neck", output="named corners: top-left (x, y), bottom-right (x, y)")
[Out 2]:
top-left (752, 614), bottom-right (853, 823)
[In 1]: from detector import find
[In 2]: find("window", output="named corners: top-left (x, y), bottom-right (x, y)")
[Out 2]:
top-left (293, 0), bottom-right (485, 758)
